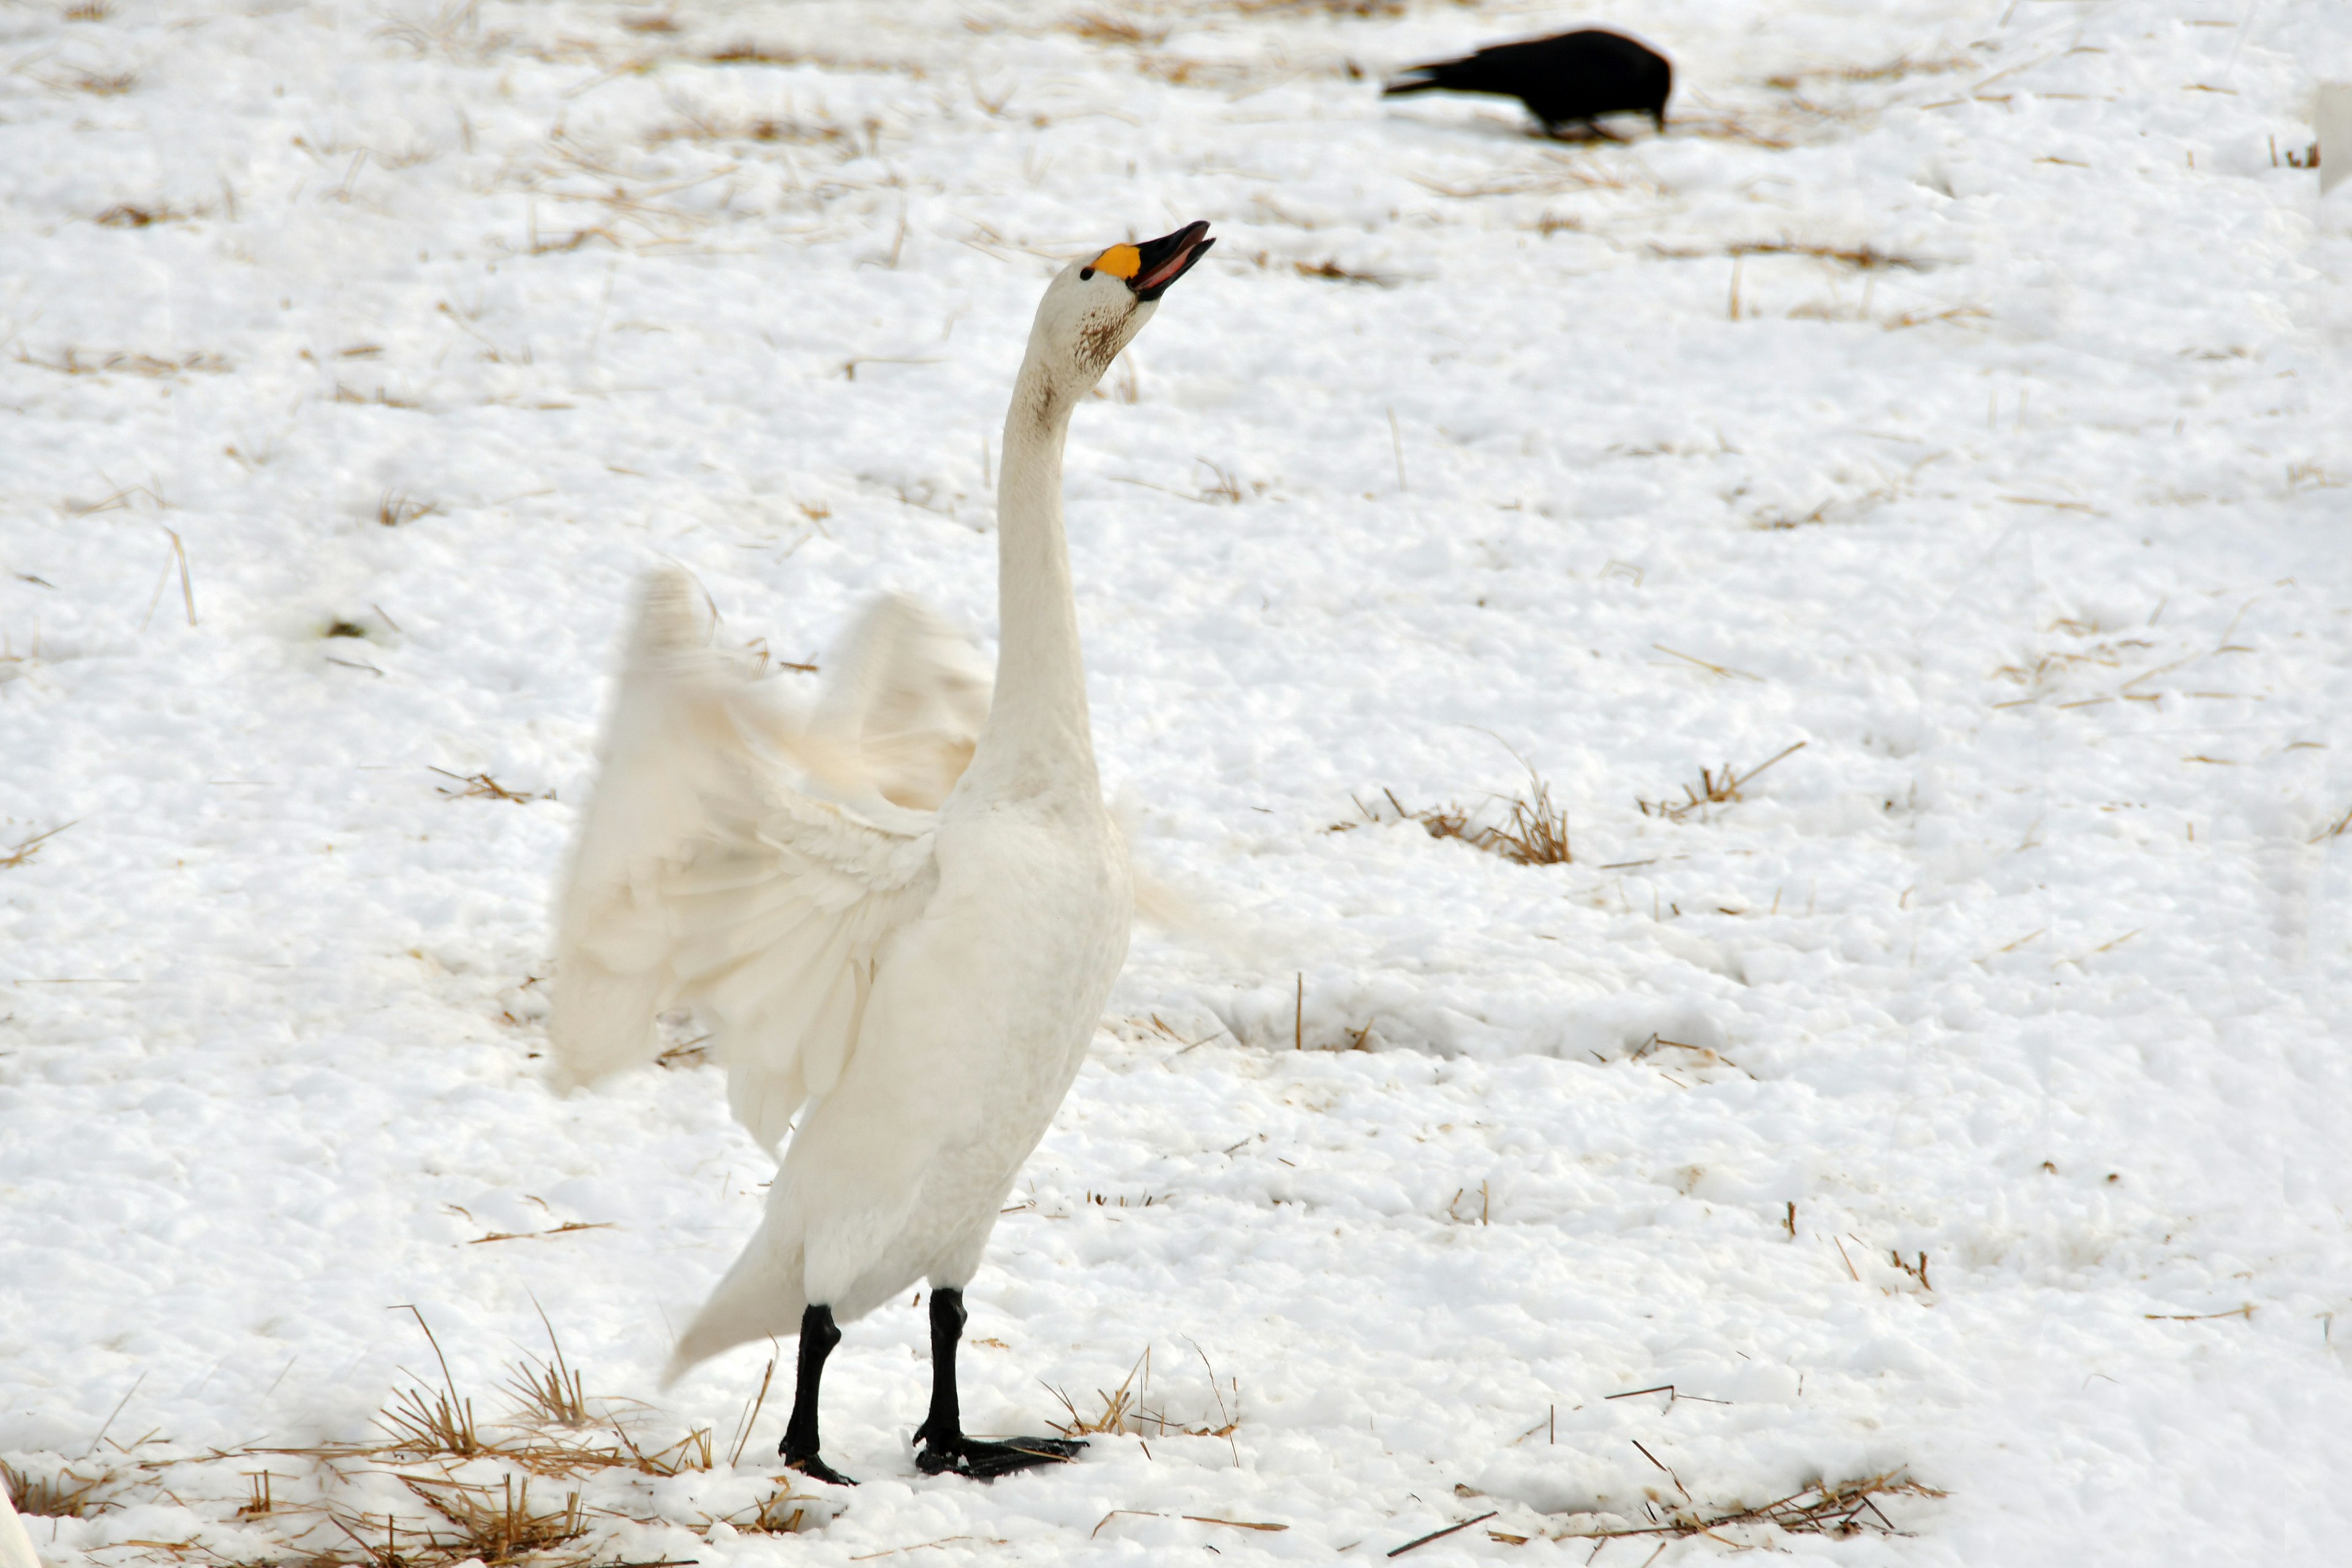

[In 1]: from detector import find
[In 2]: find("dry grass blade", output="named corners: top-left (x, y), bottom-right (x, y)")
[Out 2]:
top-left (1293, 258), bottom-right (1396, 287)
top-left (726, 1356), bottom-right (777, 1467)
top-left (430, 767), bottom-right (550, 804)
top-left (1565, 1469), bottom-right (1942, 1542)
top-left (1638, 741), bottom-right (1806, 821)
top-left (1, 821), bottom-right (77, 870)
top-left (1, 1460), bottom-right (107, 1518)
top-left (1045, 1348), bottom-right (1149, 1437)
top-left (731, 1485), bottom-right (812, 1534)
top-left (402, 1473), bottom-right (584, 1563)
top-left (2310, 804), bottom-right (2352, 844)
top-left (378, 491), bottom-right (442, 528)
top-left (16, 349), bottom-right (230, 377)
top-left (503, 1301), bottom-right (590, 1427)
top-left (1490, 776), bottom-right (1572, 865)
top-left (379, 1307), bottom-right (484, 1459)
top-left (1369, 771), bottom-right (1572, 867)
top-left (605, 1421), bottom-right (714, 1476)
top-left (1649, 239), bottom-right (1922, 271)
top-left (1066, 10), bottom-right (1168, 45)
top-left (1765, 53), bottom-right (1971, 88)
top-left (67, 68), bottom-right (139, 95)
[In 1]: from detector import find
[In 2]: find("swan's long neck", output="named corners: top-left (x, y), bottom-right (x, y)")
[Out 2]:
top-left (964, 348), bottom-right (1098, 799)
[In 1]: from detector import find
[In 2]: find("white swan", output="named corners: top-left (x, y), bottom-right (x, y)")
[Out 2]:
top-left (1, 1483), bottom-right (43, 1568)
top-left (549, 221), bottom-right (1216, 1482)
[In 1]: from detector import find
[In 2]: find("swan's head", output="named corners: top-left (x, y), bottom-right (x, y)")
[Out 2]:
top-left (1020, 221), bottom-right (1215, 412)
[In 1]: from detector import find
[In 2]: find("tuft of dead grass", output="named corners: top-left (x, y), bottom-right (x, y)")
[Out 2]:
top-left (372, 0), bottom-right (496, 63)
top-left (1638, 742), bottom-right (1806, 822)
top-left (380, 1309), bottom-right (487, 1460)
top-left (1, 1459), bottom-right (107, 1518)
top-left (17, 348), bottom-right (229, 377)
top-left (1, 821), bottom-right (75, 870)
top-left (1357, 772), bottom-right (1573, 867)
top-left (1562, 1468), bottom-right (1943, 1542)
top-left (377, 491), bottom-right (440, 528)
top-left (430, 769), bottom-right (550, 804)
top-left (1651, 238), bottom-right (1924, 271)
top-left (1765, 54), bottom-right (1971, 90)
top-left (96, 202), bottom-right (195, 228)
top-left (730, 1485), bottom-right (813, 1534)
top-left (1045, 1344), bottom-right (1239, 1444)
top-left (66, 67), bottom-right (138, 94)
top-left (396, 1473), bottom-right (584, 1564)
top-left (1046, 1351), bottom-right (1148, 1437)
top-left (1066, 11), bottom-right (1169, 46)
top-left (1292, 258), bottom-right (1397, 287)
top-left (1223, 0), bottom-right (1402, 15)
top-left (650, 110), bottom-right (850, 148)
top-left (502, 1302), bottom-right (590, 1428)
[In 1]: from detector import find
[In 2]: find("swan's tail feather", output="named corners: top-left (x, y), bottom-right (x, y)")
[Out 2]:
top-left (1, 1481), bottom-right (45, 1568)
top-left (662, 1233), bottom-right (809, 1387)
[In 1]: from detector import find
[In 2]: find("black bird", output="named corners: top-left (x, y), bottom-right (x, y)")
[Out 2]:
top-left (1384, 29), bottom-right (1672, 138)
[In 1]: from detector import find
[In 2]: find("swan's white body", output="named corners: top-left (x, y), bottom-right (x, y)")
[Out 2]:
top-left (1, 1485), bottom-right (43, 1568)
top-left (548, 240), bottom-right (1210, 1382)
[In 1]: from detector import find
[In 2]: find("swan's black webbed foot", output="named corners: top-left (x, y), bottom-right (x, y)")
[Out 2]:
top-left (914, 1434), bottom-right (1085, 1480)
top-left (782, 1448), bottom-right (859, 1487)
top-left (911, 1285), bottom-right (1085, 1482)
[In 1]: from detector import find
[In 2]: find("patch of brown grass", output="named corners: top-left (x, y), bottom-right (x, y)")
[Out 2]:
top-left (396, 1474), bottom-right (584, 1564)
top-left (1, 1460), bottom-right (107, 1518)
top-left (1066, 11), bottom-right (1169, 46)
top-left (1293, 258), bottom-right (1396, 287)
top-left (1362, 772), bottom-right (1574, 867)
top-left (96, 202), bottom-right (192, 228)
top-left (1562, 1468), bottom-right (1943, 1542)
top-left (380, 1310), bottom-right (487, 1460)
top-left (17, 348), bottom-right (229, 377)
top-left (731, 1486), bottom-right (813, 1534)
top-left (502, 1305), bottom-right (590, 1428)
top-left (378, 491), bottom-right (442, 527)
top-left (1, 822), bottom-right (75, 870)
top-left (1046, 1349), bottom-right (1149, 1436)
top-left (1638, 742), bottom-right (1806, 822)
top-left (1651, 239), bottom-right (1924, 271)
top-left (430, 768), bottom-right (550, 804)
top-left (66, 67), bottom-right (138, 94)
top-left (1766, 54), bottom-right (1971, 90)
top-left (649, 110), bottom-right (849, 148)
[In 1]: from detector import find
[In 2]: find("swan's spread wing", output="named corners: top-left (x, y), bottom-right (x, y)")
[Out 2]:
top-left (550, 570), bottom-right (938, 1152)
top-left (812, 595), bottom-right (992, 811)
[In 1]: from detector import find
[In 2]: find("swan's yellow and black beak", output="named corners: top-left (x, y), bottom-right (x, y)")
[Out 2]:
top-left (1084, 221), bottom-right (1216, 301)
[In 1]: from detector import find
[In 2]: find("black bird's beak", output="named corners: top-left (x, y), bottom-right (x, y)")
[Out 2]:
top-left (1129, 221), bottom-right (1215, 301)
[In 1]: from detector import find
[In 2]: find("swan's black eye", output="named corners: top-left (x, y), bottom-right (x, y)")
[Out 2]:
top-left (1080, 266), bottom-right (1095, 281)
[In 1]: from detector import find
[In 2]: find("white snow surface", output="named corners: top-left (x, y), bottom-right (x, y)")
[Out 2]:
top-left (4, 0), bottom-right (2351, 1562)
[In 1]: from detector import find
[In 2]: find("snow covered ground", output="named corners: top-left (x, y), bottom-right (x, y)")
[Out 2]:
top-left (4, 0), bottom-right (2350, 1562)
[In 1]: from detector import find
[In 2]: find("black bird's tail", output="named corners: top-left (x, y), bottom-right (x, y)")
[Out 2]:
top-left (1381, 59), bottom-right (1462, 96)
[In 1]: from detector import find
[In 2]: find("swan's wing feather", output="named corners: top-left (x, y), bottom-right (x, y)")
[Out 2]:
top-left (549, 570), bottom-right (938, 1151)
top-left (813, 594), bottom-right (992, 811)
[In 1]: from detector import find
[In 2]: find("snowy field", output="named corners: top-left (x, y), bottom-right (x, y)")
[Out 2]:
top-left (4, 0), bottom-right (2351, 1562)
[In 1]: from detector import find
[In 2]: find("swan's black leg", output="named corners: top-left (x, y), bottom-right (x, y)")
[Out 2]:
top-left (779, 1304), bottom-right (856, 1485)
top-left (911, 1287), bottom-right (965, 1454)
top-left (912, 1286), bottom-right (1085, 1480)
